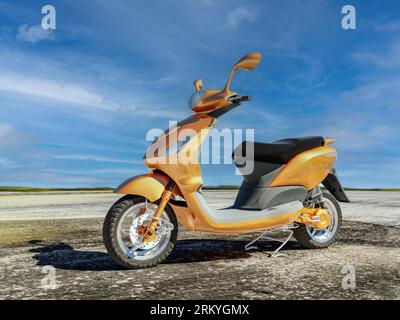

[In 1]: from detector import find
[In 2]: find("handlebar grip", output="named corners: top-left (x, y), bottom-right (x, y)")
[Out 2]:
top-left (230, 95), bottom-right (251, 104)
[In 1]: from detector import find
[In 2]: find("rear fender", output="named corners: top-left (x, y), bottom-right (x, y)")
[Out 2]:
top-left (114, 173), bottom-right (181, 202)
top-left (322, 168), bottom-right (350, 202)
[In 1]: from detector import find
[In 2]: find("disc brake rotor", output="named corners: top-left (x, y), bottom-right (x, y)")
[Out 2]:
top-left (129, 213), bottom-right (162, 250)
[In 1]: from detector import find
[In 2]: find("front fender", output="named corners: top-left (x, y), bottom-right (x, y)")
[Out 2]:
top-left (114, 173), bottom-right (171, 202)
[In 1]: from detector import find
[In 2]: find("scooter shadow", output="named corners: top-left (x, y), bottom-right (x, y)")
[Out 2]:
top-left (29, 239), bottom-right (301, 271)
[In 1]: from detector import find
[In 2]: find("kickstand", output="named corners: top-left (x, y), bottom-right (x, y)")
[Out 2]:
top-left (245, 225), bottom-right (297, 258)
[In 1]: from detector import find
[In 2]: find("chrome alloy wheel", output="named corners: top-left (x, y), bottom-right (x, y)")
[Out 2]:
top-left (306, 197), bottom-right (339, 243)
top-left (116, 202), bottom-right (172, 261)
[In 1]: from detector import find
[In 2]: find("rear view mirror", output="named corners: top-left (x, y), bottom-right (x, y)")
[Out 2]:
top-left (234, 52), bottom-right (261, 71)
top-left (224, 52), bottom-right (262, 92)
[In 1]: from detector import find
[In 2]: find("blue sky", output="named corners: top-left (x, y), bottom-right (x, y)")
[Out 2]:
top-left (0, 0), bottom-right (399, 188)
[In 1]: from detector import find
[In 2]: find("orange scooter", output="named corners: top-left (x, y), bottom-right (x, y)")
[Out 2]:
top-left (103, 52), bottom-right (349, 269)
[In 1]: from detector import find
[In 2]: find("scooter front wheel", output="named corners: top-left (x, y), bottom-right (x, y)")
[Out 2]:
top-left (103, 196), bottom-right (178, 269)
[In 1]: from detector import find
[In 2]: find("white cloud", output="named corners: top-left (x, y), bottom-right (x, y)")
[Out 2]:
top-left (316, 120), bottom-right (393, 151)
top-left (0, 71), bottom-right (188, 121)
top-left (341, 79), bottom-right (400, 108)
top-left (352, 41), bottom-right (400, 68)
top-left (16, 24), bottom-right (55, 43)
top-left (227, 6), bottom-right (257, 28)
top-left (253, 109), bottom-right (288, 135)
top-left (0, 71), bottom-right (188, 120)
top-left (0, 72), bottom-right (113, 110)
top-left (53, 154), bottom-right (140, 164)
top-left (130, 106), bottom-right (188, 120)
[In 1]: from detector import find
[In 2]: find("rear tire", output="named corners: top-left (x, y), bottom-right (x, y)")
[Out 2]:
top-left (103, 196), bottom-right (178, 269)
top-left (293, 192), bottom-right (342, 249)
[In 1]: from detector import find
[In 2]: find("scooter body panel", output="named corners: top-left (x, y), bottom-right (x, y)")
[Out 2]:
top-left (269, 146), bottom-right (337, 190)
top-left (235, 185), bottom-right (309, 210)
top-left (143, 113), bottom-right (216, 196)
top-left (183, 191), bottom-right (304, 234)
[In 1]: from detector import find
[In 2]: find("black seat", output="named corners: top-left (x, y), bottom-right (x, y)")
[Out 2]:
top-left (233, 136), bottom-right (324, 164)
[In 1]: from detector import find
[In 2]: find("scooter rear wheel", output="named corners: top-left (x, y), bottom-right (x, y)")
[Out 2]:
top-left (293, 192), bottom-right (342, 249)
top-left (103, 195), bottom-right (178, 269)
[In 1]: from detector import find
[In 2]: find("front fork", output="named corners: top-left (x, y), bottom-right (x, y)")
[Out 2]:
top-left (145, 181), bottom-right (175, 237)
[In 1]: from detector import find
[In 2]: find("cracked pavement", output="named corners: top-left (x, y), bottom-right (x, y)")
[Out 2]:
top-left (0, 191), bottom-right (399, 299)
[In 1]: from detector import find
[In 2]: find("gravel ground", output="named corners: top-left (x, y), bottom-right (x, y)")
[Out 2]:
top-left (0, 190), bottom-right (399, 300)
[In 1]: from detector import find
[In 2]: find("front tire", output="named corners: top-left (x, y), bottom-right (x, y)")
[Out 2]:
top-left (103, 196), bottom-right (178, 269)
top-left (293, 192), bottom-right (342, 249)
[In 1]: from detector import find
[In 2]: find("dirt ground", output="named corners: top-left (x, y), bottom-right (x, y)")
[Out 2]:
top-left (0, 191), bottom-right (399, 299)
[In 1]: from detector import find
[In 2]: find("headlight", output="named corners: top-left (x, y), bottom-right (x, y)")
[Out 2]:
top-left (188, 90), bottom-right (205, 110)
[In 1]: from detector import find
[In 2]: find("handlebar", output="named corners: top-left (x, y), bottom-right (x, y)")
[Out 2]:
top-left (229, 95), bottom-right (251, 104)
